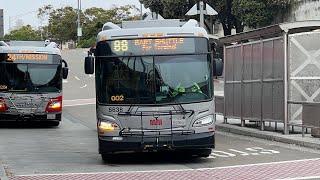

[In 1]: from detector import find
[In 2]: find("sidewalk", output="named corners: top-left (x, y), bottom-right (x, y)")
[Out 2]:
top-left (215, 115), bottom-right (320, 150)
top-left (213, 79), bottom-right (320, 150)
top-left (0, 161), bottom-right (8, 180)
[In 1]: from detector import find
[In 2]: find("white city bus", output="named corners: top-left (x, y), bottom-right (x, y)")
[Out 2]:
top-left (0, 41), bottom-right (68, 126)
top-left (85, 19), bottom-right (222, 160)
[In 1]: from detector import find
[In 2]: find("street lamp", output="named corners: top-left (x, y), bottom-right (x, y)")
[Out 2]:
top-left (139, 0), bottom-right (143, 20)
top-left (77, 0), bottom-right (82, 43)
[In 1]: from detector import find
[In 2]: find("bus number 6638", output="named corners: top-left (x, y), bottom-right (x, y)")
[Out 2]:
top-left (109, 107), bottom-right (123, 112)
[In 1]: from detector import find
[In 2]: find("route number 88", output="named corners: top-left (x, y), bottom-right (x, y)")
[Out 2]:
top-left (111, 95), bottom-right (124, 102)
top-left (114, 40), bottom-right (128, 52)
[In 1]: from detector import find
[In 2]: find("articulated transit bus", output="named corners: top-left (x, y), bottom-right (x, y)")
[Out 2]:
top-left (85, 19), bottom-right (223, 160)
top-left (0, 43), bottom-right (68, 126)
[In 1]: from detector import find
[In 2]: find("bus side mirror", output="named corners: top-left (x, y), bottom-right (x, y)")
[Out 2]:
top-left (62, 59), bottom-right (69, 79)
top-left (62, 67), bottom-right (69, 79)
top-left (213, 58), bottom-right (223, 76)
top-left (85, 56), bottom-right (94, 74)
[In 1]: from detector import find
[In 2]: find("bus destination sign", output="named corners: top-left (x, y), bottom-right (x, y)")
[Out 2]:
top-left (110, 38), bottom-right (195, 55)
top-left (6, 53), bottom-right (49, 61)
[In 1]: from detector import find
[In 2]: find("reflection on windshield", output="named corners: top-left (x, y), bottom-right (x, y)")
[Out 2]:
top-left (96, 54), bottom-right (213, 104)
top-left (0, 63), bottom-right (62, 93)
top-left (155, 55), bottom-right (212, 103)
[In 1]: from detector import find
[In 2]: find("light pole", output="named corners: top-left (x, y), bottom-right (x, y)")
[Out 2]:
top-left (185, 1), bottom-right (218, 28)
top-left (139, 0), bottom-right (143, 20)
top-left (77, 0), bottom-right (82, 43)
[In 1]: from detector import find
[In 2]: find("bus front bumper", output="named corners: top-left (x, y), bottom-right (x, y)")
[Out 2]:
top-left (99, 132), bottom-right (215, 154)
top-left (0, 113), bottom-right (61, 122)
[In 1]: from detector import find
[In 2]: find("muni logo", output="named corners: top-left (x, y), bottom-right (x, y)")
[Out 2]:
top-left (149, 119), bottom-right (163, 126)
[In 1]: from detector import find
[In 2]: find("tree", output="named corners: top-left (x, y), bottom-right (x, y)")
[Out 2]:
top-left (4, 25), bottom-right (41, 40)
top-left (231, 0), bottom-right (291, 29)
top-left (141, 0), bottom-right (294, 35)
top-left (208, 0), bottom-right (294, 34)
top-left (38, 6), bottom-right (80, 42)
top-left (141, 0), bottom-right (164, 15)
top-left (38, 5), bottom-right (140, 42)
top-left (80, 5), bottom-right (139, 44)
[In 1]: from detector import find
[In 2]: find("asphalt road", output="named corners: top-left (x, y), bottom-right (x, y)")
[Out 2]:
top-left (0, 49), bottom-right (319, 178)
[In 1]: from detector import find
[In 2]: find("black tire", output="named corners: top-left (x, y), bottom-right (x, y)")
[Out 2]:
top-left (174, 149), bottom-right (212, 158)
top-left (194, 149), bottom-right (212, 158)
top-left (101, 153), bottom-right (114, 162)
top-left (49, 121), bottom-right (60, 127)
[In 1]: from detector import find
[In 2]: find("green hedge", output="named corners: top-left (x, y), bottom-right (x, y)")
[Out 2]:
top-left (78, 37), bottom-right (96, 48)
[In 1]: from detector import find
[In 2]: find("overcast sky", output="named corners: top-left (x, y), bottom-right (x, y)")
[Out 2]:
top-left (0, 0), bottom-right (148, 34)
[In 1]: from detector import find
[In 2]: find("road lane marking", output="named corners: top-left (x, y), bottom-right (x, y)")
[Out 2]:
top-left (80, 84), bottom-right (87, 88)
top-left (228, 149), bottom-right (250, 156)
top-left (75, 76), bottom-right (80, 80)
top-left (63, 98), bottom-right (95, 107)
top-left (63, 103), bottom-right (95, 107)
top-left (208, 147), bottom-right (280, 158)
top-left (276, 176), bottom-right (320, 180)
top-left (199, 157), bottom-right (320, 170)
top-left (63, 79), bottom-right (68, 83)
top-left (212, 150), bottom-right (236, 157)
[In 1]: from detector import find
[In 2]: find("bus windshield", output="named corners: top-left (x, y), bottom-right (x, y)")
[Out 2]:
top-left (95, 37), bottom-right (213, 104)
top-left (0, 54), bottom-right (62, 93)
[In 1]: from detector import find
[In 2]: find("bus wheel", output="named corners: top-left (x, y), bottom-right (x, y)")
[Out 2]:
top-left (49, 121), bottom-right (60, 127)
top-left (101, 154), bottom-right (114, 162)
top-left (194, 149), bottom-right (212, 158)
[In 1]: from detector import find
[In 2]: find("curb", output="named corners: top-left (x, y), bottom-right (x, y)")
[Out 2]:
top-left (216, 123), bottom-right (320, 150)
top-left (0, 161), bottom-right (8, 180)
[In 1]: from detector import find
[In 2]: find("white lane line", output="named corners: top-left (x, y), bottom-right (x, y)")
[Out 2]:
top-left (89, 74), bottom-right (95, 78)
top-left (63, 80), bottom-right (68, 83)
top-left (16, 158), bottom-right (320, 177)
top-left (197, 158), bottom-right (320, 171)
top-left (276, 176), bottom-right (320, 180)
top-left (63, 102), bottom-right (95, 107)
top-left (80, 84), bottom-right (87, 88)
top-left (64, 98), bottom-right (95, 102)
top-left (75, 76), bottom-right (80, 81)
top-left (228, 149), bottom-right (250, 156)
top-left (17, 168), bottom-right (194, 177)
top-left (63, 98), bottom-right (95, 107)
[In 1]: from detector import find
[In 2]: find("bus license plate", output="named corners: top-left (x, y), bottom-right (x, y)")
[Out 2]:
top-left (172, 119), bottom-right (186, 126)
top-left (47, 114), bottom-right (56, 119)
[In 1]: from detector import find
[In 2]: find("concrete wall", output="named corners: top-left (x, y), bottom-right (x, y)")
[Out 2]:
top-left (277, 0), bottom-right (320, 23)
top-left (289, 0), bottom-right (320, 21)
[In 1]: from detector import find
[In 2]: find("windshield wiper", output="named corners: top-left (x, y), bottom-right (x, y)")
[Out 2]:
top-left (166, 88), bottom-right (193, 119)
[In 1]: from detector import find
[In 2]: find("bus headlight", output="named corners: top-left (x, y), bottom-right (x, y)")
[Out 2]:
top-left (193, 115), bottom-right (214, 127)
top-left (98, 120), bottom-right (120, 131)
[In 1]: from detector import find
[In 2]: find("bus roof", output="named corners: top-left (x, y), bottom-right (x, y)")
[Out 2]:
top-left (97, 19), bottom-right (208, 42)
top-left (0, 45), bottom-right (61, 55)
